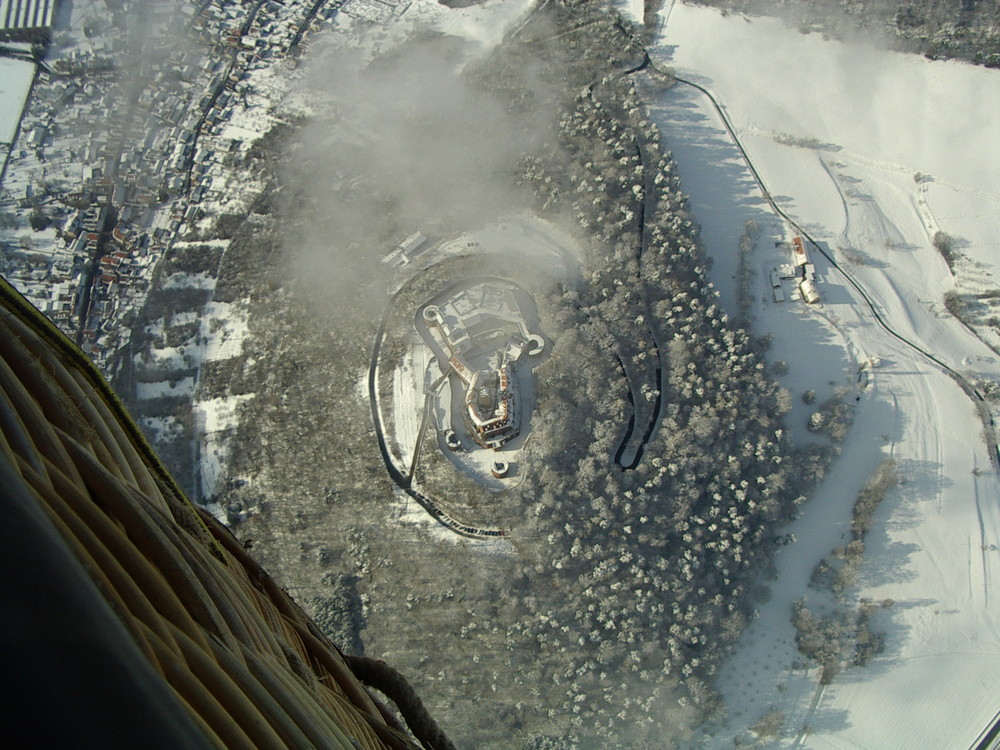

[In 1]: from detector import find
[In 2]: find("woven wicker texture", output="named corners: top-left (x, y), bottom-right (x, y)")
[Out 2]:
top-left (0, 282), bottom-right (428, 750)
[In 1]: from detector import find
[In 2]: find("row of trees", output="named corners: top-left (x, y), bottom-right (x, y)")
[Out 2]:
top-left (693, 0), bottom-right (1000, 67)
top-left (120, 127), bottom-right (288, 505)
top-left (794, 459), bottom-right (898, 683)
top-left (121, 272), bottom-right (217, 497)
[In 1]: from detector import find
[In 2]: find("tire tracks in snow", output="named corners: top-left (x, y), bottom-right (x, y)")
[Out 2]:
top-left (791, 683), bottom-right (826, 749)
top-left (972, 454), bottom-right (991, 609)
top-left (816, 155), bottom-right (851, 240)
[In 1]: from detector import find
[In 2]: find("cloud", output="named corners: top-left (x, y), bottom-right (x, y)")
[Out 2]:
top-left (281, 24), bottom-right (557, 308)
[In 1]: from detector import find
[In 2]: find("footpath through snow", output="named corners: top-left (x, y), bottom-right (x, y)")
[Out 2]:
top-left (629, 2), bottom-right (1000, 747)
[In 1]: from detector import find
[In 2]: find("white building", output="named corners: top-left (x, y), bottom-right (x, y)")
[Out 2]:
top-left (0, 0), bottom-right (57, 41)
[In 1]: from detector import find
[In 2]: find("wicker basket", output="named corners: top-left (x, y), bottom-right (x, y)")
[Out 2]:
top-left (0, 277), bottom-right (447, 750)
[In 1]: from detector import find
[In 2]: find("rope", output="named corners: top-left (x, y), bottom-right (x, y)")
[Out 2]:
top-left (346, 656), bottom-right (458, 750)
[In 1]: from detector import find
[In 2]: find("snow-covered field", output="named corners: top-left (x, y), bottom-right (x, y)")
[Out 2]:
top-left (195, 392), bottom-right (254, 500)
top-left (391, 346), bottom-right (428, 471)
top-left (193, 298), bottom-right (251, 500)
top-left (0, 58), bottom-right (34, 144)
top-left (634, 2), bottom-right (1000, 746)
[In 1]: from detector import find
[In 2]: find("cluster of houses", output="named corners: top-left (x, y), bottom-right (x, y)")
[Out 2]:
top-left (769, 235), bottom-right (821, 305)
top-left (1, 0), bottom-right (344, 360)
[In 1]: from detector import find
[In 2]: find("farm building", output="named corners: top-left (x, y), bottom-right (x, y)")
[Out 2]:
top-left (799, 278), bottom-right (821, 304)
top-left (791, 236), bottom-right (809, 267)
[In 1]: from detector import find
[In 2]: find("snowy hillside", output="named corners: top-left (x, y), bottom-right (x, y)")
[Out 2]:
top-left (0, 58), bottom-right (33, 143)
top-left (631, 2), bottom-right (1000, 747)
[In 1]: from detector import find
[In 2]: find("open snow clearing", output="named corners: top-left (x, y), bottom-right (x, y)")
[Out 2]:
top-left (639, 2), bottom-right (1000, 747)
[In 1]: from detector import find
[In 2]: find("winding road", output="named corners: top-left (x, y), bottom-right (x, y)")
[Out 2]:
top-left (584, 48), bottom-right (666, 471)
top-left (368, 312), bottom-right (506, 540)
top-left (671, 73), bottom-right (1000, 470)
top-left (287, 0), bottom-right (332, 56)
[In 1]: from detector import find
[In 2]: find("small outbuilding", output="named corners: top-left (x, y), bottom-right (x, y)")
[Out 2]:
top-left (799, 279), bottom-right (821, 304)
top-left (792, 236), bottom-right (809, 266)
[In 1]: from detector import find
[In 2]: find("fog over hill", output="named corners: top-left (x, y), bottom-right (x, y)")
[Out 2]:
top-left (105, 0), bottom-right (956, 747)
top-left (689, 0), bottom-right (1000, 66)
